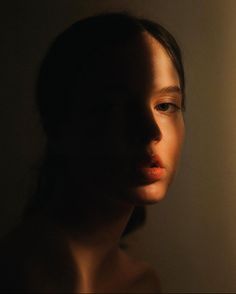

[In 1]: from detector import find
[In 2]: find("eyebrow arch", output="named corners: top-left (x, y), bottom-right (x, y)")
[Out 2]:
top-left (155, 85), bottom-right (182, 96)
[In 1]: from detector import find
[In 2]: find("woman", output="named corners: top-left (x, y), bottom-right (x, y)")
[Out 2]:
top-left (0, 12), bottom-right (185, 293)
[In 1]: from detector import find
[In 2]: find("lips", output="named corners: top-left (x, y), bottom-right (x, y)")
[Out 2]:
top-left (132, 154), bottom-right (165, 184)
top-left (136, 154), bottom-right (163, 168)
top-left (138, 166), bottom-right (164, 182)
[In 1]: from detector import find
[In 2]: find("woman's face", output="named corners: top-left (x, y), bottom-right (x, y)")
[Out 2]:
top-left (67, 32), bottom-right (185, 205)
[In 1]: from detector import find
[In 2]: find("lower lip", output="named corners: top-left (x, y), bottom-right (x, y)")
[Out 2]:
top-left (138, 167), bottom-right (164, 182)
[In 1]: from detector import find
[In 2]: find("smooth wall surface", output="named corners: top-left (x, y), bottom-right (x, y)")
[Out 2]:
top-left (1, 0), bottom-right (236, 292)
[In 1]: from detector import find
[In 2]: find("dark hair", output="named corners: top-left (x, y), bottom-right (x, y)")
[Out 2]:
top-left (23, 12), bottom-right (185, 236)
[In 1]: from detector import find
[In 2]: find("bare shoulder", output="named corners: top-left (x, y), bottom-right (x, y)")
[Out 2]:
top-left (119, 249), bottom-right (161, 293)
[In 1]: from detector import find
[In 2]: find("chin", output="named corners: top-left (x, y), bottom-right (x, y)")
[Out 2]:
top-left (126, 180), bottom-right (169, 205)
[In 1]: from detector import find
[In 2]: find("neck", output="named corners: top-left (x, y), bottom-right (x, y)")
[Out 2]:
top-left (62, 196), bottom-right (134, 292)
top-left (70, 204), bottom-right (135, 292)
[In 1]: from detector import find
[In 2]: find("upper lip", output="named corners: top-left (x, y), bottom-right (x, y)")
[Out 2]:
top-left (136, 154), bottom-right (164, 169)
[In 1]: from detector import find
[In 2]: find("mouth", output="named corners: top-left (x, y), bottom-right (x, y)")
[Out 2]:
top-left (131, 154), bottom-right (165, 184)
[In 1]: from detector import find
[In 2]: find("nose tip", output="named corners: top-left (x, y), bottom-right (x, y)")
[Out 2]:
top-left (136, 118), bottom-right (161, 145)
top-left (126, 106), bottom-right (162, 147)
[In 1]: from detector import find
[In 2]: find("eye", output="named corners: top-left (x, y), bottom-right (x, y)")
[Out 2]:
top-left (155, 103), bottom-right (181, 113)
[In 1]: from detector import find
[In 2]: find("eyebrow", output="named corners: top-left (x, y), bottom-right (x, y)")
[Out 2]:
top-left (155, 85), bottom-right (182, 96)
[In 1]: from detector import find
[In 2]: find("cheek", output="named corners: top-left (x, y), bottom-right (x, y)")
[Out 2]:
top-left (161, 116), bottom-right (185, 165)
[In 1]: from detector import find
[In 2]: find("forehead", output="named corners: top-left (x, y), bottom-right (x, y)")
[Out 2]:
top-left (85, 32), bottom-right (180, 98)
top-left (143, 33), bottom-right (180, 89)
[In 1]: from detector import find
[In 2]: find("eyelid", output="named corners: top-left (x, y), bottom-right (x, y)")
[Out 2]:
top-left (153, 95), bottom-right (182, 108)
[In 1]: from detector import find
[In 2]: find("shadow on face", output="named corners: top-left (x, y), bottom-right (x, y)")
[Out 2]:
top-left (41, 33), bottom-right (156, 226)
top-left (33, 14), bottom-right (184, 227)
top-left (64, 33), bottom-right (157, 192)
top-left (58, 32), bottom-right (184, 211)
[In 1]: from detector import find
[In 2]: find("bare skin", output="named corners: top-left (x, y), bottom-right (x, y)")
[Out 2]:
top-left (0, 32), bottom-right (184, 293)
top-left (0, 212), bottom-right (160, 293)
top-left (68, 211), bottom-right (160, 293)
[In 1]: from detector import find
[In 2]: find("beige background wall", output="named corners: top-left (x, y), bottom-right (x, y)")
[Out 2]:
top-left (1, 0), bottom-right (236, 292)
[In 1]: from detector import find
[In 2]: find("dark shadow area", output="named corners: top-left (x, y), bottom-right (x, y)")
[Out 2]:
top-left (0, 214), bottom-right (77, 293)
top-left (0, 12), bottom-right (184, 292)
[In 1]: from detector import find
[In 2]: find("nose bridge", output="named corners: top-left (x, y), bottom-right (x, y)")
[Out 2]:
top-left (126, 98), bottom-right (162, 147)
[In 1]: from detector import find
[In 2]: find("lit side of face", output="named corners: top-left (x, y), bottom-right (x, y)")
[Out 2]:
top-left (125, 33), bottom-right (185, 204)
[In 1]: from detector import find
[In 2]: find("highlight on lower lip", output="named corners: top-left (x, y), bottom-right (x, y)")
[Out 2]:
top-left (138, 166), bottom-right (164, 182)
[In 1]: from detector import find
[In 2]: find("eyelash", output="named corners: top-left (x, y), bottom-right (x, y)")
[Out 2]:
top-left (154, 102), bottom-right (181, 114)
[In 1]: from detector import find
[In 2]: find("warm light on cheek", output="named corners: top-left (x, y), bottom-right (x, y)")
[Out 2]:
top-left (159, 114), bottom-right (185, 163)
top-left (158, 113), bottom-right (185, 139)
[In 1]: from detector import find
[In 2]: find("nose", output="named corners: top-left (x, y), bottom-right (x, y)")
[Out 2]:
top-left (126, 102), bottom-right (162, 148)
